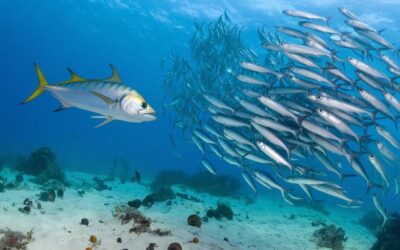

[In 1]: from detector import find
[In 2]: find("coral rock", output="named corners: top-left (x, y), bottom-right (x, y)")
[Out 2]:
top-left (127, 199), bottom-right (141, 209)
top-left (207, 202), bottom-right (233, 220)
top-left (311, 224), bottom-right (347, 250)
top-left (80, 218), bottom-right (89, 226)
top-left (187, 214), bottom-right (202, 228)
top-left (89, 235), bottom-right (97, 243)
top-left (167, 242), bottom-right (182, 250)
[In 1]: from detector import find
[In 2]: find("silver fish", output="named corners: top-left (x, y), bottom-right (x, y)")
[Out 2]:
top-left (201, 159), bottom-right (217, 175)
top-left (283, 9), bottom-right (329, 23)
top-left (256, 141), bottom-right (292, 170)
top-left (22, 64), bottom-right (156, 127)
top-left (372, 194), bottom-right (387, 227)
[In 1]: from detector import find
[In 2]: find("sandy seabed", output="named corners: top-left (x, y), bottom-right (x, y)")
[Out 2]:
top-left (0, 168), bottom-right (375, 250)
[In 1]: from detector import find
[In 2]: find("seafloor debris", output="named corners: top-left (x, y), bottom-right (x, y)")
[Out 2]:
top-left (371, 213), bottom-right (400, 250)
top-left (187, 214), bottom-right (202, 228)
top-left (176, 193), bottom-right (202, 203)
top-left (207, 202), bottom-right (234, 220)
top-left (92, 177), bottom-right (111, 191)
top-left (0, 228), bottom-right (33, 250)
top-left (167, 242), bottom-right (182, 250)
top-left (146, 243), bottom-right (157, 250)
top-left (113, 205), bottom-right (170, 236)
top-left (310, 224), bottom-right (347, 250)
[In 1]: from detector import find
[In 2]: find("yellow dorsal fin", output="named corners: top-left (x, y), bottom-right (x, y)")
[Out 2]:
top-left (63, 67), bottom-right (86, 83)
top-left (106, 64), bottom-right (122, 83)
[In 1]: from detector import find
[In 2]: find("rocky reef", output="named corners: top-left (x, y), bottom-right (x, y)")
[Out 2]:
top-left (371, 213), bottom-right (400, 250)
top-left (15, 147), bottom-right (67, 185)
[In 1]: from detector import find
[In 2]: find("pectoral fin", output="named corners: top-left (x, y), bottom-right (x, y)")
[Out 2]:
top-left (90, 91), bottom-right (117, 105)
top-left (91, 115), bottom-right (114, 128)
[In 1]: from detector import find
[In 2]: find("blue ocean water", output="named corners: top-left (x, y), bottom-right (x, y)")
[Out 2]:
top-left (1, 1), bottom-right (400, 248)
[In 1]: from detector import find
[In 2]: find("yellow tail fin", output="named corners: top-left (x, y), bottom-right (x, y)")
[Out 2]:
top-left (21, 63), bottom-right (48, 104)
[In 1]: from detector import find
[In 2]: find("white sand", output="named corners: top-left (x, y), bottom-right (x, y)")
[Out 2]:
top-left (0, 168), bottom-right (375, 250)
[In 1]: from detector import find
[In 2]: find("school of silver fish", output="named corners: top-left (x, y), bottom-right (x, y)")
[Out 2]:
top-left (163, 8), bottom-right (400, 227)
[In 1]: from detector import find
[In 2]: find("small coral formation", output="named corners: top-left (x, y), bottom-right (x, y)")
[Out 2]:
top-left (141, 186), bottom-right (176, 209)
top-left (18, 198), bottom-right (40, 215)
top-left (92, 177), bottom-right (111, 191)
top-left (311, 224), bottom-right (347, 250)
top-left (0, 178), bottom-right (4, 193)
top-left (80, 218), bottom-right (89, 226)
top-left (127, 199), bottom-right (141, 209)
top-left (207, 202), bottom-right (234, 220)
top-left (187, 214), bottom-right (202, 228)
top-left (15, 147), bottom-right (67, 185)
top-left (39, 190), bottom-right (56, 202)
top-left (146, 243), bottom-right (157, 250)
top-left (151, 170), bottom-right (241, 197)
top-left (0, 228), bottom-right (33, 250)
top-left (371, 213), bottom-right (400, 250)
top-left (142, 195), bottom-right (154, 208)
top-left (359, 210), bottom-right (381, 233)
top-left (167, 242), bottom-right (182, 250)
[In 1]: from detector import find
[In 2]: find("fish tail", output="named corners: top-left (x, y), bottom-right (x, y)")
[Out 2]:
top-left (20, 63), bottom-right (48, 104)
top-left (366, 182), bottom-right (384, 194)
top-left (339, 173), bottom-right (357, 184)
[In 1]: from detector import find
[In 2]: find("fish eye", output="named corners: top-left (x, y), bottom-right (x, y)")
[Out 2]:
top-left (348, 57), bottom-right (353, 61)
top-left (141, 102), bottom-right (148, 108)
top-left (369, 154), bottom-right (374, 158)
top-left (317, 96), bottom-right (321, 99)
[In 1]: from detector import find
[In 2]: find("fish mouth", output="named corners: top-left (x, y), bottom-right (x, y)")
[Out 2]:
top-left (142, 112), bottom-right (156, 121)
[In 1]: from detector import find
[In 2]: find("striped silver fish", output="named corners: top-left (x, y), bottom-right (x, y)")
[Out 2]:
top-left (22, 64), bottom-right (156, 127)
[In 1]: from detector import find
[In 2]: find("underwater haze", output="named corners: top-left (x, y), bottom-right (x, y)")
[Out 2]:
top-left (1, 1), bottom-right (400, 249)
